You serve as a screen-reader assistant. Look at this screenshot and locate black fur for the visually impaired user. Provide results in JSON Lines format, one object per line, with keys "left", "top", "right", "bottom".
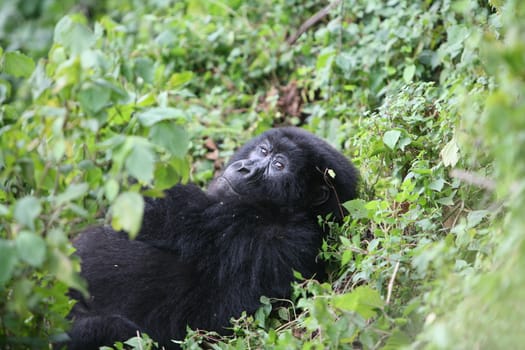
{"left": 66, "top": 127, "right": 358, "bottom": 349}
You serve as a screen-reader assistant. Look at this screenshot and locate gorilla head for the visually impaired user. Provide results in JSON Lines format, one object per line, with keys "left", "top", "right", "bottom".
{"left": 208, "top": 127, "right": 358, "bottom": 221}
{"left": 65, "top": 127, "right": 358, "bottom": 350}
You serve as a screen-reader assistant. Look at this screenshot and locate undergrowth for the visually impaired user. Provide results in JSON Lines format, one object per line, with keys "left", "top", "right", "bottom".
{"left": 1, "top": 0, "right": 524, "bottom": 348}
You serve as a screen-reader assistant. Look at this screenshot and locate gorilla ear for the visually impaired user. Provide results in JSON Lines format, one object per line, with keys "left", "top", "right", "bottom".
{"left": 312, "top": 185, "right": 330, "bottom": 206}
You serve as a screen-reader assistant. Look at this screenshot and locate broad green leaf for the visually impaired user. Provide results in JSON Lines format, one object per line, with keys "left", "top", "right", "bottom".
{"left": 14, "top": 196, "right": 42, "bottom": 230}
{"left": 29, "top": 60, "right": 52, "bottom": 99}
{"left": 168, "top": 71, "right": 194, "bottom": 89}
{"left": 78, "top": 83, "right": 111, "bottom": 114}
{"left": 187, "top": 0, "right": 229, "bottom": 16}
{"left": 149, "top": 122, "right": 189, "bottom": 158}
{"left": 444, "top": 25, "right": 469, "bottom": 59}
{"left": 398, "top": 136, "right": 412, "bottom": 151}
{"left": 55, "top": 183, "right": 89, "bottom": 205}
{"left": 46, "top": 228, "right": 68, "bottom": 247}
{"left": 2, "top": 51, "right": 35, "bottom": 78}
{"left": 403, "top": 64, "right": 416, "bottom": 83}
{"left": 154, "top": 162, "right": 184, "bottom": 190}
{"left": 137, "top": 93, "right": 156, "bottom": 107}
{"left": 341, "top": 250, "right": 353, "bottom": 267}
{"left": 49, "top": 249, "right": 87, "bottom": 294}
{"left": 382, "top": 331, "right": 411, "bottom": 350}
{"left": 343, "top": 199, "right": 368, "bottom": 219}
{"left": 332, "top": 286, "right": 384, "bottom": 319}
{"left": 0, "top": 240, "right": 18, "bottom": 286}
{"left": 429, "top": 178, "right": 445, "bottom": 192}
{"left": 111, "top": 192, "right": 144, "bottom": 238}
{"left": 54, "top": 16, "right": 96, "bottom": 54}
{"left": 316, "top": 48, "right": 335, "bottom": 71}
{"left": 136, "top": 107, "right": 188, "bottom": 127}
{"left": 383, "top": 130, "right": 402, "bottom": 150}
{"left": 467, "top": 210, "right": 489, "bottom": 228}
{"left": 104, "top": 179, "right": 120, "bottom": 201}
{"left": 52, "top": 139, "right": 66, "bottom": 161}
{"left": 15, "top": 231, "right": 47, "bottom": 267}
{"left": 134, "top": 57, "right": 155, "bottom": 84}
{"left": 125, "top": 143, "right": 155, "bottom": 183}
{"left": 440, "top": 139, "right": 460, "bottom": 167}
{"left": 335, "top": 53, "right": 354, "bottom": 73}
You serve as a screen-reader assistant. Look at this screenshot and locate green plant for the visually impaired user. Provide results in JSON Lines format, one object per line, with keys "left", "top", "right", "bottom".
{"left": 0, "top": 0, "right": 523, "bottom": 348}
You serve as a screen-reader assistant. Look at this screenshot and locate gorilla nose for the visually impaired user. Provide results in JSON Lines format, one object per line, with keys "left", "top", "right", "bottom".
{"left": 231, "top": 160, "right": 255, "bottom": 176}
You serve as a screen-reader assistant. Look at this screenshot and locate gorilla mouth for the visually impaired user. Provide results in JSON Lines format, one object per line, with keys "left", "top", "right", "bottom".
{"left": 214, "top": 176, "right": 241, "bottom": 196}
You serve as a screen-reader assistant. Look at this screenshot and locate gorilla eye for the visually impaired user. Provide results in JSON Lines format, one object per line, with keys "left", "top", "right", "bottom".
{"left": 273, "top": 160, "right": 285, "bottom": 171}
{"left": 259, "top": 146, "right": 269, "bottom": 156}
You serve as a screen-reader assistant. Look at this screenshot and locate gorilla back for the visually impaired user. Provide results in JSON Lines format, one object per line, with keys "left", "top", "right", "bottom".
{"left": 66, "top": 127, "right": 358, "bottom": 349}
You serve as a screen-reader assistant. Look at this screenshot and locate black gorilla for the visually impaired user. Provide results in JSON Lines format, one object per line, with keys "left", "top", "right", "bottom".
{"left": 66, "top": 127, "right": 358, "bottom": 349}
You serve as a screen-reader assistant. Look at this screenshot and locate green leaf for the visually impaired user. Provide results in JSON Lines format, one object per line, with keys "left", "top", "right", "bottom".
{"left": 440, "top": 139, "right": 460, "bottom": 167}
{"left": 111, "top": 192, "right": 144, "bottom": 238}
{"left": 316, "top": 48, "right": 335, "bottom": 71}
{"left": 54, "top": 16, "right": 96, "bottom": 54}
{"left": 467, "top": 210, "right": 489, "bottom": 228}
{"left": 134, "top": 57, "right": 155, "bottom": 84}
{"left": 2, "top": 51, "right": 35, "bottom": 78}
{"left": 403, "top": 64, "right": 416, "bottom": 83}
{"left": 149, "top": 122, "right": 189, "bottom": 158}
{"left": 78, "top": 83, "right": 111, "bottom": 114}
{"left": 125, "top": 142, "right": 155, "bottom": 183}
{"left": 14, "top": 196, "right": 42, "bottom": 230}
{"left": 155, "top": 166, "right": 179, "bottom": 190}
{"left": 341, "top": 249, "right": 353, "bottom": 267}
{"left": 343, "top": 199, "right": 368, "bottom": 219}
{"left": 136, "top": 107, "right": 188, "bottom": 127}
{"left": 0, "top": 240, "right": 18, "bottom": 286}
{"left": 104, "top": 179, "right": 120, "bottom": 201}
{"left": 29, "top": 61, "right": 52, "bottom": 100}
{"left": 168, "top": 71, "right": 194, "bottom": 89}
{"left": 429, "top": 178, "right": 445, "bottom": 192}
{"left": 382, "top": 331, "right": 411, "bottom": 350}
{"left": 383, "top": 130, "right": 402, "bottom": 150}
{"left": 15, "top": 231, "right": 47, "bottom": 267}
{"left": 49, "top": 249, "right": 87, "bottom": 294}
{"left": 332, "top": 286, "right": 384, "bottom": 319}
{"left": 55, "top": 183, "right": 89, "bottom": 205}
{"left": 335, "top": 53, "right": 354, "bottom": 74}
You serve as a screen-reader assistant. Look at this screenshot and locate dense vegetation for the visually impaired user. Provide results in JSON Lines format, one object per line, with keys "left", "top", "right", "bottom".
{"left": 0, "top": 0, "right": 524, "bottom": 348}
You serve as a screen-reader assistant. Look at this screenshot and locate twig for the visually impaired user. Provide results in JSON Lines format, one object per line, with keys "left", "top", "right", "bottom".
{"left": 136, "top": 330, "right": 143, "bottom": 350}
{"left": 450, "top": 169, "right": 496, "bottom": 191}
{"left": 287, "top": 0, "right": 342, "bottom": 45}
{"left": 386, "top": 261, "right": 400, "bottom": 305}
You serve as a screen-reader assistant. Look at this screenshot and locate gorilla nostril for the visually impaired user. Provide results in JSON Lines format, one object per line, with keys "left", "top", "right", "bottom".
{"left": 238, "top": 167, "right": 251, "bottom": 175}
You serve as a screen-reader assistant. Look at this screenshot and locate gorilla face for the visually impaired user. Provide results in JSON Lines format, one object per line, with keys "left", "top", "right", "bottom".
{"left": 208, "top": 127, "right": 358, "bottom": 220}
{"left": 208, "top": 137, "right": 299, "bottom": 204}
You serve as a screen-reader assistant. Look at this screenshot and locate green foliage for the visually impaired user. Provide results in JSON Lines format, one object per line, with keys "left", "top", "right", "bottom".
{"left": 0, "top": 0, "right": 524, "bottom": 349}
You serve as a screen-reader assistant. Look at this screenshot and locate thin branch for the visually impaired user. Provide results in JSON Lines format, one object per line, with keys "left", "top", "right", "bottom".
{"left": 450, "top": 169, "right": 496, "bottom": 191}
{"left": 136, "top": 330, "right": 143, "bottom": 350}
{"left": 386, "top": 261, "right": 400, "bottom": 305}
{"left": 287, "top": 0, "right": 342, "bottom": 45}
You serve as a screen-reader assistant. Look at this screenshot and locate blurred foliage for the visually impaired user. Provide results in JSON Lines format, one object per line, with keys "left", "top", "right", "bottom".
{"left": 0, "top": 0, "right": 524, "bottom": 349}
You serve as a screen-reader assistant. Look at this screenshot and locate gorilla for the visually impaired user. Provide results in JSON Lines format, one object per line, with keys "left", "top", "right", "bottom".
{"left": 66, "top": 127, "right": 358, "bottom": 349}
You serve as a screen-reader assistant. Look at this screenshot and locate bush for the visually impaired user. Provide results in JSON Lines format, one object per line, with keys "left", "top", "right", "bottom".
{"left": 0, "top": 0, "right": 523, "bottom": 348}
